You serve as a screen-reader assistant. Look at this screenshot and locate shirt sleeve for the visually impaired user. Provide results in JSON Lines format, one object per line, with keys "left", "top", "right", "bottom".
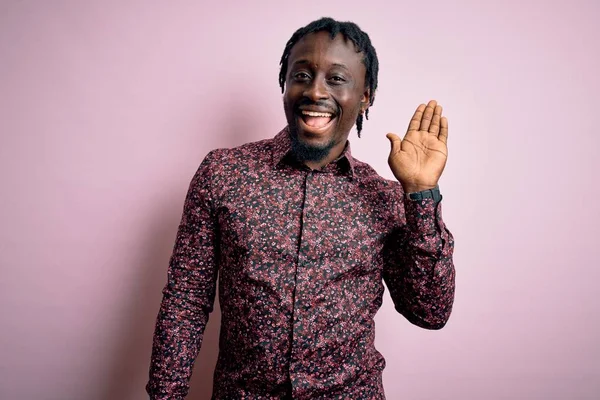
{"left": 146, "top": 150, "right": 220, "bottom": 399}
{"left": 382, "top": 192, "right": 456, "bottom": 330}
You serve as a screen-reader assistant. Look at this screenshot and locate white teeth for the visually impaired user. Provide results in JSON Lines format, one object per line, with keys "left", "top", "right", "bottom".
{"left": 301, "top": 110, "right": 333, "bottom": 118}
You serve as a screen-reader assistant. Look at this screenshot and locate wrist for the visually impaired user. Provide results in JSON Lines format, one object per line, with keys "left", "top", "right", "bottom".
{"left": 406, "top": 185, "right": 442, "bottom": 203}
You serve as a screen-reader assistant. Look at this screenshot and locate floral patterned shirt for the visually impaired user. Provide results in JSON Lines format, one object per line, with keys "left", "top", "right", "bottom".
{"left": 146, "top": 127, "right": 455, "bottom": 399}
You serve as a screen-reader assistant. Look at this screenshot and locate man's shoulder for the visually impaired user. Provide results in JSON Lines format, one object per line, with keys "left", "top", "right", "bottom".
{"left": 352, "top": 157, "right": 402, "bottom": 191}
{"left": 202, "top": 135, "right": 277, "bottom": 169}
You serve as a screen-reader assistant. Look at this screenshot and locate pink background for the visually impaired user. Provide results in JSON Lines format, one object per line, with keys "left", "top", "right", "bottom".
{"left": 1, "top": 1, "right": 598, "bottom": 399}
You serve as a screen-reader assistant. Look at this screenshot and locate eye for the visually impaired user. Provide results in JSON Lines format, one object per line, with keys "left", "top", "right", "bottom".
{"left": 293, "top": 72, "right": 311, "bottom": 81}
{"left": 329, "top": 75, "right": 346, "bottom": 84}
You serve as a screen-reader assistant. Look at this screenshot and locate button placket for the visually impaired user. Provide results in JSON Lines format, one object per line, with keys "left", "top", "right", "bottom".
{"left": 290, "top": 170, "right": 317, "bottom": 386}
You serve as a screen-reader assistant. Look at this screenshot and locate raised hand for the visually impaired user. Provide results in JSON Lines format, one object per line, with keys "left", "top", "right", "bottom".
{"left": 386, "top": 100, "right": 448, "bottom": 193}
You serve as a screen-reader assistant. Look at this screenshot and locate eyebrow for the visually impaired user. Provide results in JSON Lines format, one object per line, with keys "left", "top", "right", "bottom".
{"left": 291, "top": 59, "right": 350, "bottom": 71}
{"left": 332, "top": 63, "right": 350, "bottom": 71}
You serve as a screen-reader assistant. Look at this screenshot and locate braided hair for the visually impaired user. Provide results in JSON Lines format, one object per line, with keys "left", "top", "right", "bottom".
{"left": 279, "top": 17, "right": 379, "bottom": 138}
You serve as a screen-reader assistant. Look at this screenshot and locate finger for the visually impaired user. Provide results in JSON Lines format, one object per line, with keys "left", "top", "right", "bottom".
{"left": 407, "top": 104, "right": 426, "bottom": 132}
{"left": 386, "top": 133, "right": 402, "bottom": 155}
{"left": 419, "top": 100, "right": 437, "bottom": 131}
{"left": 439, "top": 116, "right": 449, "bottom": 144}
{"left": 429, "top": 105, "right": 442, "bottom": 135}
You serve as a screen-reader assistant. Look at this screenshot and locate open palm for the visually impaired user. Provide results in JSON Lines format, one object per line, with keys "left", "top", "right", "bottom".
{"left": 386, "top": 100, "right": 449, "bottom": 192}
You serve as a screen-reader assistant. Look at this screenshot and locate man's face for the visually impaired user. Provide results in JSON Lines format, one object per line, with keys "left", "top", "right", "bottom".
{"left": 283, "top": 31, "right": 370, "bottom": 161}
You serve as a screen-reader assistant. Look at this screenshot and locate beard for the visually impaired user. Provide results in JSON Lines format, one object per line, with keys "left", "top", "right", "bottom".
{"left": 288, "top": 124, "right": 337, "bottom": 163}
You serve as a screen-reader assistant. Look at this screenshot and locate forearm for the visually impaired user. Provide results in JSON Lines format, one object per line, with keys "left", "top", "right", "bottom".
{"left": 146, "top": 282, "right": 212, "bottom": 399}
{"left": 384, "top": 196, "right": 456, "bottom": 329}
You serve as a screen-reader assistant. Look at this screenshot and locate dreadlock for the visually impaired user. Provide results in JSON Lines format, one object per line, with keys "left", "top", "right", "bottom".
{"left": 278, "top": 17, "right": 379, "bottom": 138}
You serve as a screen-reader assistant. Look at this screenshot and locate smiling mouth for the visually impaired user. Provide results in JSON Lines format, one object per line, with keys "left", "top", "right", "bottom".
{"left": 298, "top": 110, "right": 336, "bottom": 131}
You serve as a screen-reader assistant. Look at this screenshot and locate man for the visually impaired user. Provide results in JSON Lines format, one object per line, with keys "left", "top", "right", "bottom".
{"left": 146, "top": 17, "right": 455, "bottom": 400}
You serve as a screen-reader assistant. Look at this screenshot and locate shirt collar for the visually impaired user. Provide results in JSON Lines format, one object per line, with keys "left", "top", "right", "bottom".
{"left": 271, "top": 126, "right": 356, "bottom": 177}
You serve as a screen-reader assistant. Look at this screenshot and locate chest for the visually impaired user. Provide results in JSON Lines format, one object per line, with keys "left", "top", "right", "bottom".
{"left": 214, "top": 169, "right": 393, "bottom": 262}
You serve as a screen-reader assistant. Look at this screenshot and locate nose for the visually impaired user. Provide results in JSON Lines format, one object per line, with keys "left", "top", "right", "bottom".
{"left": 303, "top": 76, "right": 329, "bottom": 102}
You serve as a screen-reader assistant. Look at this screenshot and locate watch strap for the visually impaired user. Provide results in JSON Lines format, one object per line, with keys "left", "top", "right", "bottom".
{"left": 407, "top": 185, "right": 442, "bottom": 202}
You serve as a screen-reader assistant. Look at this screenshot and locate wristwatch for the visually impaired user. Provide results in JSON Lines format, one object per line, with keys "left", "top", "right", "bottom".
{"left": 407, "top": 185, "right": 442, "bottom": 202}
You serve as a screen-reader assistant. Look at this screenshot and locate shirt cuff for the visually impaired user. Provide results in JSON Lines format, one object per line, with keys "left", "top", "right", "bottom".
{"left": 403, "top": 196, "right": 442, "bottom": 235}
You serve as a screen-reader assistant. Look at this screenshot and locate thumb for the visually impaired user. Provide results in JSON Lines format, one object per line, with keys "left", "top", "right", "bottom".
{"left": 386, "top": 133, "right": 402, "bottom": 155}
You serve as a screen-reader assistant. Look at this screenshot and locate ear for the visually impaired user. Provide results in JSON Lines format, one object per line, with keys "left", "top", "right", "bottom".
{"left": 360, "top": 86, "right": 371, "bottom": 114}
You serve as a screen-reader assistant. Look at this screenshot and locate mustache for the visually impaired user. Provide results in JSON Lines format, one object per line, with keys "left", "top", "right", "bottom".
{"left": 295, "top": 100, "right": 337, "bottom": 115}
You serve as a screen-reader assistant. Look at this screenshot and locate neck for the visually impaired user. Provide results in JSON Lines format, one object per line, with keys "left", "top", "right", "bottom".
{"left": 303, "top": 140, "right": 347, "bottom": 170}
